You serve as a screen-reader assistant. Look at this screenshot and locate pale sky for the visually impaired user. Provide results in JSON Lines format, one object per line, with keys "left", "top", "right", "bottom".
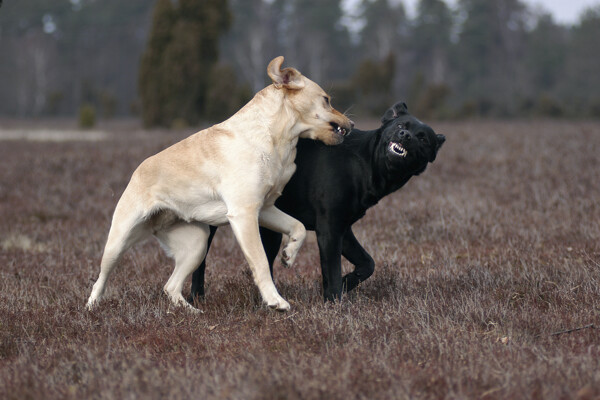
{"left": 401, "top": 0, "right": 600, "bottom": 25}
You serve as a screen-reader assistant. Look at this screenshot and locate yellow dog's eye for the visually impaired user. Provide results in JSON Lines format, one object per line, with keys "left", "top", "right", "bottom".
{"left": 323, "top": 96, "right": 331, "bottom": 107}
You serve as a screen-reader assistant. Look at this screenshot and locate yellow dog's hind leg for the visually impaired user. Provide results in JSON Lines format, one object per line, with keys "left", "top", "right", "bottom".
{"left": 155, "top": 221, "right": 210, "bottom": 312}
{"left": 87, "top": 201, "right": 151, "bottom": 309}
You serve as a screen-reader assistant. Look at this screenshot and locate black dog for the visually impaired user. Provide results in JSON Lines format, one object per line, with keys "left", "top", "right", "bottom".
{"left": 191, "top": 102, "right": 445, "bottom": 301}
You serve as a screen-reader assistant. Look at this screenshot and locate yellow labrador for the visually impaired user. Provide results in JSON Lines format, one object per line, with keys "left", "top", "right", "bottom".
{"left": 87, "top": 56, "right": 353, "bottom": 312}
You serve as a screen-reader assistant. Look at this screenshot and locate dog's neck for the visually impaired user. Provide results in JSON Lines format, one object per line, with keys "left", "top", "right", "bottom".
{"left": 223, "top": 86, "right": 306, "bottom": 146}
{"left": 348, "top": 127, "right": 416, "bottom": 207}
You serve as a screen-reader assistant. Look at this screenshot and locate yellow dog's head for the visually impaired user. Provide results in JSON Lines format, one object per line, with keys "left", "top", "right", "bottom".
{"left": 267, "top": 56, "right": 353, "bottom": 145}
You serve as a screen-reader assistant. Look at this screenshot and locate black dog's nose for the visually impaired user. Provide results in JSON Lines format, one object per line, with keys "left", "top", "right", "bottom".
{"left": 400, "top": 130, "right": 411, "bottom": 140}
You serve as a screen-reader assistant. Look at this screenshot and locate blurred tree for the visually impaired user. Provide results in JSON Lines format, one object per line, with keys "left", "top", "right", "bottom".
{"left": 205, "top": 63, "right": 252, "bottom": 122}
{"left": 78, "top": 104, "right": 96, "bottom": 129}
{"left": 562, "top": 6, "right": 600, "bottom": 116}
{"left": 524, "top": 13, "right": 567, "bottom": 116}
{"left": 139, "top": 0, "right": 175, "bottom": 127}
{"left": 282, "top": 0, "right": 354, "bottom": 83}
{"left": 138, "top": 0, "right": 231, "bottom": 127}
{"left": 359, "top": 0, "right": 406, "bottom": 60}
{"left": 409, "top": 0, "right": 453, "bottom": 117}
{"left": 526, "top": 13, "right": 567, "bottom": 92}
{"left": 220, "top": 0, "right": 280, "bottom": 93}
{"left": 2, "top": 0, "right": 600, "bottom": 119}
{"left": 0, "top": 0, "right": 153, "bottom": 117}
{"left": 0, "top": 0, "right": 63, "bottom": 116}
{"left": 412, "top": 0, "right": 453, "bottom": 85}
{"left": 358, "top": 0, "right": 409, "bottom": 98}
{"left": 453, "top": 0, "right": 529, "bottom": 115}
{"left": 352, "top": 53, "right": 395, "bottom": 116}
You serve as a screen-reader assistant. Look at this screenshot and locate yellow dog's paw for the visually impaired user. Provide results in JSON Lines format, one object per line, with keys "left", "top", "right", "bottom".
{"left": 266, "top": 296, "right": 291, "bottom": 312}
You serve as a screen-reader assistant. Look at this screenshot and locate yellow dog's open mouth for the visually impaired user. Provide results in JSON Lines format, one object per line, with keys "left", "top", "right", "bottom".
{"left": 389, "top": 142, "right": 407, "bottom": 157}
{"left": 330, "top": 122, "right": 349, "bottom": 137}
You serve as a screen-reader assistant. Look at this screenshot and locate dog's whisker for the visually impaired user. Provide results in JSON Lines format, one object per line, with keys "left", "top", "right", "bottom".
{"left": 343, "top": 105, "right": 355, "bottom": 118}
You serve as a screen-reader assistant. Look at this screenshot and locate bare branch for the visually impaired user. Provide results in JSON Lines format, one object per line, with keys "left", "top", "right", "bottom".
{"left": 550, "top": 324, "right": 595, "bottom": 337}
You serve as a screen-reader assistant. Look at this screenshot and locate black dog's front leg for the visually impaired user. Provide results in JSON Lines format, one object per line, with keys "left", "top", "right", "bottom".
{"left": 259, "top": 226, "right": 283, "bottom": 277}
{"left": 189, "top": 225, "right": 218, "bottom": 302}
{"left": 341, "top": 228, "right": 375, "bottom": 293}
{"left": 315, "top": 225, "right": 344, "bottom": 301}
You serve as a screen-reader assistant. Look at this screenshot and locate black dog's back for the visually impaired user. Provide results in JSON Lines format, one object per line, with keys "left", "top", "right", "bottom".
{"left": 191, "top": 102, "right": 444, "bottom": 302}
{"left": 275, "top": 133, "right": 379, "bottom": 231}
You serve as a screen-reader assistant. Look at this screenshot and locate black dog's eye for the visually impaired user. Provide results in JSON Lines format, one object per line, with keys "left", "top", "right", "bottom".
{"left": 416, "top": 132, "right": 428, "bottom": 142}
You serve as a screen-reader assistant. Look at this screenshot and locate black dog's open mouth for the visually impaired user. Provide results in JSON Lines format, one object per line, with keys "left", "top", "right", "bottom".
{"left": 388, "top": 142, "right": 407, "bottom": 158}
{"left": 330, "top": 122, "right": 348, "bottom": 137}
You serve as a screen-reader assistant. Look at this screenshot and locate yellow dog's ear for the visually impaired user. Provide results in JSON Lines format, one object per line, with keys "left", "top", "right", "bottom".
{"left": 267, "top": 56, "right": 305, "bottom": 90}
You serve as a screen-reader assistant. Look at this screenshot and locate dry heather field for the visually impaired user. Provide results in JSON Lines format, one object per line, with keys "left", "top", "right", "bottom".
{"left": 0, "top": 119, "right": 599, "bottom": 399}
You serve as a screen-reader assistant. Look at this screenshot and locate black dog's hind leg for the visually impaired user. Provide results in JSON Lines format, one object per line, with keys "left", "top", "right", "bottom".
{"left": 259, "top": 227, "right": 283, "bottom": 277}
{"left": 315, "top": 224, "right": 345, "bottom": 301}
{"left": 341, "top": 228, "right": 375, "bottom": 293}
{"left": 189, "top": 225, "right": 218, "bottom": 303}
{"left": 189, "top": 227, "right": 282, "bottom": 305}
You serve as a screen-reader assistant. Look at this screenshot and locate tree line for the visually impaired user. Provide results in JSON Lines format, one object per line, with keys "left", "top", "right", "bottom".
{"left": 1, "top": 0, "right": 599, "bottom": 124}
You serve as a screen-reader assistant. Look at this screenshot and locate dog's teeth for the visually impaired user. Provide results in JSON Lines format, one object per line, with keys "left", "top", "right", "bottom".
{"left": 390, "top": 142, "right": 407, "bottom": 157}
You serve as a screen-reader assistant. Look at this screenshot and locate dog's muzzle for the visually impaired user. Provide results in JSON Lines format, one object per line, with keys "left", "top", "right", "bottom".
{"left": 330, "top": 122, "right": 349, "bottom": 137}
{"left": 388, "top": 142, "right": 408, "bottom": 158}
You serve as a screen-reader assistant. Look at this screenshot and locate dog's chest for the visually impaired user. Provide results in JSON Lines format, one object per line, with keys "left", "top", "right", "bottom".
{"left": 261, "top": 146, "right": 297, "bottom": 202}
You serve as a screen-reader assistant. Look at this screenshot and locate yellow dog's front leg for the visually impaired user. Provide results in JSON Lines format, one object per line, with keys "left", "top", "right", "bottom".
{"left": 259, "top": 205, "right": 306, "bottom": 268}
{"left": 227, "top": 205, "right": 291, "bottom": 311}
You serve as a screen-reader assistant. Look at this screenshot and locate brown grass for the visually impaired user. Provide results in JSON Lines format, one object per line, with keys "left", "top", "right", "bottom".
{"left": 0, "top": 120, "right": 599, "bottom": 399}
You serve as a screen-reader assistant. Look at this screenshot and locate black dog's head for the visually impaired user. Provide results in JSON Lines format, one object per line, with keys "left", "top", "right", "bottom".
{"left": 379, "top": 102, "right": 445, "bottom": 176}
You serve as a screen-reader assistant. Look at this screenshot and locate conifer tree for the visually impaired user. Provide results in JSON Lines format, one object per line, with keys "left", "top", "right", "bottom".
{"left": 139, "top": 0, "right": 231, "bottom": 127}
{"left": 139, "top": 0, "right": 176, "bottom": 127}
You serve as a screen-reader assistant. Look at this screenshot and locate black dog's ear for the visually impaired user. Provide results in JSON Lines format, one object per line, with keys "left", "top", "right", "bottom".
{"left": 429, "top": 134, "right": 446, "bottom": 162}
{"left": 381, "top": 102, "right": 409, "bottom": 124}
{"left": 436, "top": 134, "right": 446, "bottom": 150}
